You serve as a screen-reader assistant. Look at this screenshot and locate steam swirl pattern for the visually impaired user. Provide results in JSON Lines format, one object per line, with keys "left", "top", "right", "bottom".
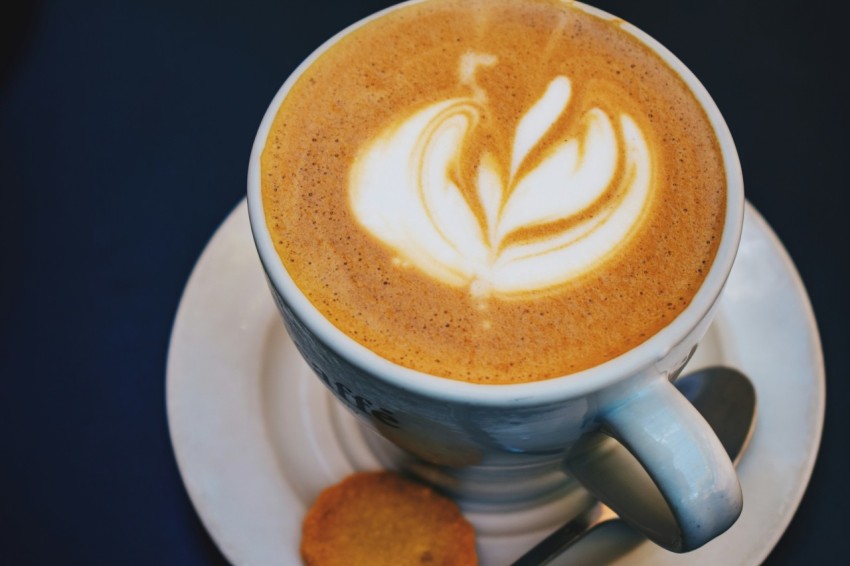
{"left": 349, "top": 54, "right": 653, "bottom": 298}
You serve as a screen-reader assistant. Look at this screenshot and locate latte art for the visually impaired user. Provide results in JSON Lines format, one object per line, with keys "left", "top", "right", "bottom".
{"left": 260, "top": 0, "right": 727, "bottom": 383}
{"left": 350, "top": 54, "right": 653, "bottom": 298}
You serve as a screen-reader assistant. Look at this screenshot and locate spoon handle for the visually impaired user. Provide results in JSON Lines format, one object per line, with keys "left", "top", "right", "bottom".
{"left": 511, "top": 503, "right": 618, "bottom": 566}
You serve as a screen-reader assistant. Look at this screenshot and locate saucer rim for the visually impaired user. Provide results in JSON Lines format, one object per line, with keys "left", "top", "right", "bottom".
{"left": 166, "top": 199, "right": 825, "bottom": 565}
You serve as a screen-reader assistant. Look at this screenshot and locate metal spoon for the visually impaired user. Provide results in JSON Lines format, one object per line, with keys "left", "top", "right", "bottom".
{"left": 512, "top": 366, "right": 757, "bottom": 566}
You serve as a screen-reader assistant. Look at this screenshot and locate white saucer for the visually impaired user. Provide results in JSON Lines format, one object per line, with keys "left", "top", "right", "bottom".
{"left": 167, "top": 200, "right": 824, "bottom": 566}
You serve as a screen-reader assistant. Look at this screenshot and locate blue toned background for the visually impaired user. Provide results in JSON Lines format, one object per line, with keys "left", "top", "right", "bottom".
{"left": 1, "top": 0, "right": 846, "bottom": 563}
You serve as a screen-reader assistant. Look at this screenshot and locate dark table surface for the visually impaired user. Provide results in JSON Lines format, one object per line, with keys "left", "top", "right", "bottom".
{"left": 2, "top": 0, "right": 847, "bottom": 564}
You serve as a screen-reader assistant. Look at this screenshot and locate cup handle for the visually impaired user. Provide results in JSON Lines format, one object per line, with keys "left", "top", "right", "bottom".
{"left": 564, "top": 377, "right": 743, "bottom": 552}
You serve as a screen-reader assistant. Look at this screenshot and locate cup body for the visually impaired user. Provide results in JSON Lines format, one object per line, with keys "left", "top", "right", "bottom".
{"left": 247, "top": 0, "right": 745, "bottom": 551}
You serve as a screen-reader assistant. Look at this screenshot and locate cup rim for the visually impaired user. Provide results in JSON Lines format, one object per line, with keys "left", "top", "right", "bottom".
{"left": 246, "top": 0, "right": 745, "bottom": 406}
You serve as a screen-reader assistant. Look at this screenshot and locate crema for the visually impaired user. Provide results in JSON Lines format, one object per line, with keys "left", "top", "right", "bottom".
{"left": 261, "top": 0, "right": 726, "bottom": 384}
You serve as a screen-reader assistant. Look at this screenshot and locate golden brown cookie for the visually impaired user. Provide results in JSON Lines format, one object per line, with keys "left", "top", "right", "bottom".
{"left": 300, "top": 471, "right": 477, "bottom": 565}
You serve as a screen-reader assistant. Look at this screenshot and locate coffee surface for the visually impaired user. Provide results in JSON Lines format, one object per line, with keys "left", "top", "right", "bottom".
{"left": 261, "top": 0, "right": 726, "bottom": 384}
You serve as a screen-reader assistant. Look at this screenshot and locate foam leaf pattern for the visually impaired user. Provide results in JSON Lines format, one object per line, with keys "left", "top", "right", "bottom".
{"left": 349, "top": 99, "right": 489, "bottom": 286}
{"left": 510, "top": 76, "right": 572, "bottom": 179}
{"left": 349, "top": 55, "right": 653, "bottom": 298}
{"left": 492, "top": 115, "right": 651, "bottom": 293}
{"left": 497, "top": 108, "right": 618, "bottom": 243}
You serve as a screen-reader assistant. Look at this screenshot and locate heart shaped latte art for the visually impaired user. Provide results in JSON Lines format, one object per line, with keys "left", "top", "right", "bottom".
{"left": 349, "top": 52, "right": 653, "bottom": 299}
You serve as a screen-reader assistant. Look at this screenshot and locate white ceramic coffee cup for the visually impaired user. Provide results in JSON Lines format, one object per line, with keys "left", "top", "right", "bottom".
{"left": 247, "top": 0, "right": 745, "bottom": 553}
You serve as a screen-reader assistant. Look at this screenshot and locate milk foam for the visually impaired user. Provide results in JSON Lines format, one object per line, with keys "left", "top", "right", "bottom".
{"left": 349, "top": 52, "right": 653, "bottom": 298}
{"left": 265, "top": 0, "right": 727, "bottom": 382}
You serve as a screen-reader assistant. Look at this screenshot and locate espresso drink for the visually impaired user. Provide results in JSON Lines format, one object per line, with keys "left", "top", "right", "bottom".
{"left": 261, "top": 0, "right": 726, "bottom": 384}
